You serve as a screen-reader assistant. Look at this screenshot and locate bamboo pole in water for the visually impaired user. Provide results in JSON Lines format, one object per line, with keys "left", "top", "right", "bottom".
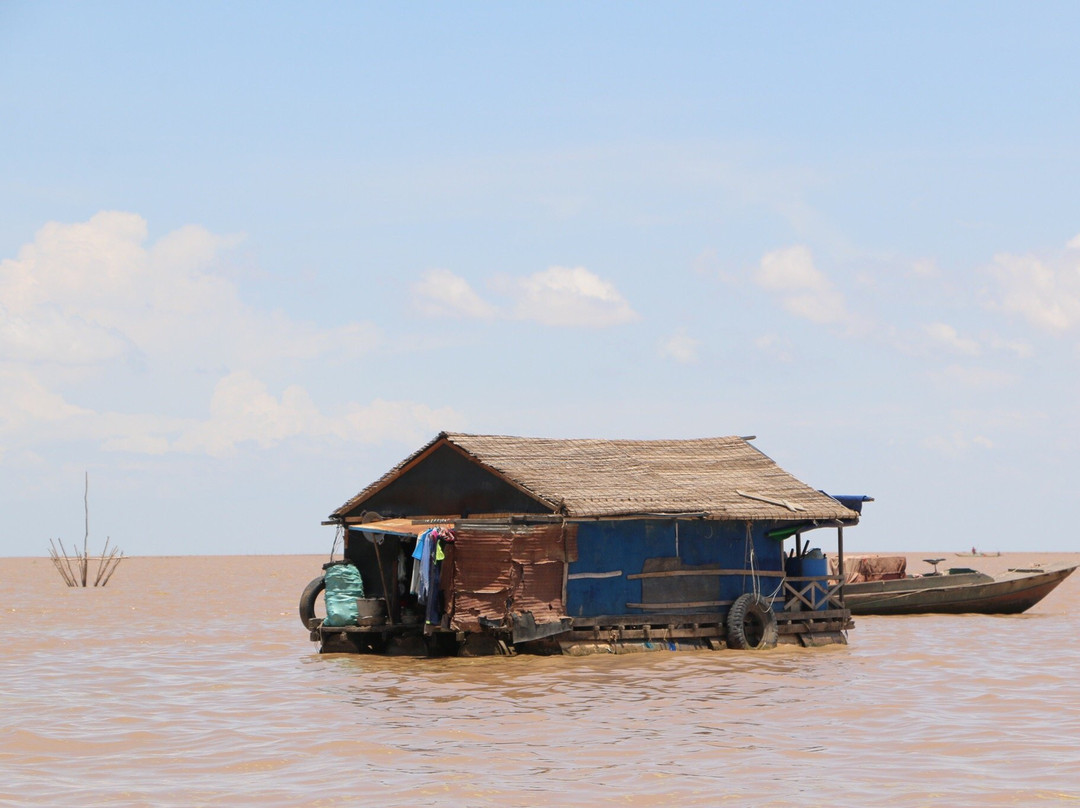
{"left": 99, "top": 550, "right": 124, "bottom": 587}
{"left": 81, "top": 472, "right": 89, "bottom": 588}
{"left": 48, "top": 539, "right": 78, "bottom": 587}
{"left": 46, "top": 474, "right": 125, "bottom": 587}
{"left": 56, "top": 537, "right": 81, "bottom": 587}
{"left": 93, "top": 539, "right": 118, "bottom": 587}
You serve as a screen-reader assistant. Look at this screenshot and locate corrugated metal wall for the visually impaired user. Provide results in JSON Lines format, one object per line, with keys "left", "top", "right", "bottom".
{"left": 449, "top": 522, "right": 575, "bottom": 632}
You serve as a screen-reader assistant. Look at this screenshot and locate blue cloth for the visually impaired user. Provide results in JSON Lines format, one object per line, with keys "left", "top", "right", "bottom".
{"left": 417, "top": 529, "right": 434, "bottom": 601}
{"left": 425, "top": 556, "right": 442, "bottom": 625}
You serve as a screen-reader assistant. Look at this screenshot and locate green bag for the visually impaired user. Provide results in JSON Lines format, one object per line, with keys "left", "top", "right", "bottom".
{"left": 323, "top": 562, "right": 365, "bottom": 626}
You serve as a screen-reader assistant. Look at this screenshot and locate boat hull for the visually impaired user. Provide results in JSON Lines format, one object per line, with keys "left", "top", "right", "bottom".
{"left": 844, "top": 564, "right": 1077, "bottom": 616}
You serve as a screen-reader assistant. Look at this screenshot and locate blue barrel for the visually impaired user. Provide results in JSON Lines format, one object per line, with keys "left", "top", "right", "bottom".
{"left": 801, "top": 555, "right": 829, "bottom": 609}
{"left": 785, "top": 552, "right": 830, "bottom": 609}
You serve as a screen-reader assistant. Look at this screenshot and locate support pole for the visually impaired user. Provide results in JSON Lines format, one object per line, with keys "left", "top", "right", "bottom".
{"left": 371, "top": 537, "right": 395, "bottom": 626}
{"left": 837, "top": 524, "right": 845, "bottom": 604}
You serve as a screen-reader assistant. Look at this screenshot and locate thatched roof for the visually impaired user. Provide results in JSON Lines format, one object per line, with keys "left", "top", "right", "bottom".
{"left": 332, "top": 432, "right": 858, "bottom": 522}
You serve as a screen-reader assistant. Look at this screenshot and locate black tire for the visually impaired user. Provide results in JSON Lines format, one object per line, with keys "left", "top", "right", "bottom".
{"left": 726, "top": 593, "right": 779, "bottom": 650}
{"left": 299, "top": 574, "right": 326, "bottom": 629}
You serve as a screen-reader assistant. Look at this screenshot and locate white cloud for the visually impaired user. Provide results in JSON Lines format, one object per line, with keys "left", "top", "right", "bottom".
{"left": 0, "top": 366, "right": 462, "bottom": 458}
{"left": 1067, "top": 233, "right": 1080, "bottom": 250}
{"left": 911, "top": 258, "right": 938, "bottom": 277}
{"left": 172, "top": 371, "right": 322, "bottom": 456}
{"left": 922, "top": 432, "right": 995, "bottom": 456}
{"left": 692, "top": 248, "right": 719, "bottom": 275}
{"left": 988, "top": 337, "right": 1033, "bottom": 358}
{"left": 923, "top": 323, "right": 981, "bottom": 356}
{"left": 335, "top": 398, "right": 465, "bottom": 446}
{"left": 694, "top": 247, "right": 740, "bottom": 285}
{"left": 0, "top": 364, "right": 188, "bottom": 453}
{"left": 0, "top": 366, "right": 90, "bottom": 434}
{"left": 0, "top": 213, "right": 459, "bottom": 459}
{"left": 658, "top": 329, "right": 699, "bottom": 364}
{"left": 754, "top": 246, "right": 847, "bottom": 325}
{"left": 0, "top": 211, "right": 379, "bottom": 369}
{"left": 410, "top": 264, "right": 637, "bottom": 328}
{"left": 932, "top": 364, "right": 1015, "bottom": 388}
{"left": 411, "top": 268, "right": 496, "bottom": 319}
{"left": 985, "top": 248, "right": 1080, "bottom": 332}
{"left": 172, "top": 372, "right": 462, "bottom": 457}
{"left": 101, "top": 433, "right": 171, "bottom": 455}
{"left": 0, "top": 306, "right": 131, "bottom": 364}
{"left": 755, "top": 333, "right": 793, "bottom": 362}
{"left": 508, "top": 266, "right": 638, "bottom": 327}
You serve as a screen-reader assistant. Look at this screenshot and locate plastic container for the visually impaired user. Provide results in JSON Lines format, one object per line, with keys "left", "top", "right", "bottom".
{"left": 785, "top": 550, "right": 829, "bottom": 610}
{"left": 356, "top": 598, "right": 387, "bottom": 626}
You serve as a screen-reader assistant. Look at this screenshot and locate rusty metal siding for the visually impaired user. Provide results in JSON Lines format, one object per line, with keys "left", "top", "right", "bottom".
{"left": 449, "top": 522, "right": 573, "bottom": 632}
{"left": 514, "top": 560, "right": 565, "bottom": 617}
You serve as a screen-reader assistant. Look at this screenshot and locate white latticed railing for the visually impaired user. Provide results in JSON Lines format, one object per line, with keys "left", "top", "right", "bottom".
{"left": 781, "top": 574, "right": 844, "bottom": 611}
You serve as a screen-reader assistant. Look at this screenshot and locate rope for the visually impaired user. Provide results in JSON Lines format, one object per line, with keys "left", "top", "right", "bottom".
{"left": 763, "top": 577, "right": 784, "bottom": 606}
{"left": 329, "top": 523, "right": 344, "bottom": 562}
{"left": 745, "top": 521, "right": 760, "bottom": 598}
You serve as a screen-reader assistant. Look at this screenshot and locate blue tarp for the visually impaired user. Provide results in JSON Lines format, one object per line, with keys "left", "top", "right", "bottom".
{"left": 323, "top": 562, "right": 365, "bottom": 627}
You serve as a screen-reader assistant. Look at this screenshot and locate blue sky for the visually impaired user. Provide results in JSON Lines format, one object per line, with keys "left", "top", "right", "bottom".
{"left": 3, "top": 2, "right": 1080, "bottom": 556}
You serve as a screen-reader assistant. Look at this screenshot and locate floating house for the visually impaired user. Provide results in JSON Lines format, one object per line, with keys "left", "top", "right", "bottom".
{"left": 300, "top": 432, "right": 870, "bottom": 655}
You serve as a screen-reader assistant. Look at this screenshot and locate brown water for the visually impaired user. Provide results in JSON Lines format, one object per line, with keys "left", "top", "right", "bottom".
{"left": 3, "top": 553, "right": 1079, "bottom": 807}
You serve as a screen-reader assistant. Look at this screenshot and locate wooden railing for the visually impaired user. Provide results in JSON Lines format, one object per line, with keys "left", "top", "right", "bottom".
{"left": 781, "top": 574, "right": 844, "bottom": 611}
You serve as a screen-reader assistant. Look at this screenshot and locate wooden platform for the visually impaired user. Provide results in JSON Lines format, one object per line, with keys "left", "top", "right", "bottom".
{"left": 311, "top": 606, "right": 853, "bottom": 655}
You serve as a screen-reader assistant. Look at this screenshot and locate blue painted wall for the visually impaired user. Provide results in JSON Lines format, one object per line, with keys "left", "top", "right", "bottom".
{"left": 565, "top": 519, "right": 784, "bottom": 617}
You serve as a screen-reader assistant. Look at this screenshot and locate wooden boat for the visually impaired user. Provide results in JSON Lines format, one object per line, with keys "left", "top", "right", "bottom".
{"left": 843, "top": 562, "right": 1077, "bottom": 616}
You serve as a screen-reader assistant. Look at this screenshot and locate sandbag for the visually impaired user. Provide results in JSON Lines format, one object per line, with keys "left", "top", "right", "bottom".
{"left": 323, "top": 562, "right": 365, "bottom": 626}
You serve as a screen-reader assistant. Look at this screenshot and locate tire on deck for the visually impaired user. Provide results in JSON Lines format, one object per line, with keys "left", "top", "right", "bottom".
{"left": 726, "top": 593, "right": 779, "bottom": 650}
{"left": 299, "top": 574, "right": 326, "bottom": 629}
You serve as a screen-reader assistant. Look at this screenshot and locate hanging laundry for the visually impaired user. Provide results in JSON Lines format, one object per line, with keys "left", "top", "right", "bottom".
{"left": 425, "top": 554, "right": 441, "bottom": 625}
{"left": 416, "top": 528, "right": 435, "bottom": 602}
{"left": 424, "top": 527, "right": 456, "bottom": 625}
{"left": 409, "top": 531, "right": 426, "bottom": 596}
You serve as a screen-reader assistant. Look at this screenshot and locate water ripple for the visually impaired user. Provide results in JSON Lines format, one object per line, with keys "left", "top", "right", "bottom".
{"left": 2, "top": 555, "right": 1079, "bottom": 807}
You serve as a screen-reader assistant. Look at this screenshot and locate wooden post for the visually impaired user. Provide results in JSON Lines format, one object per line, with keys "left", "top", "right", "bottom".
{"left": 837, "top": 524, "right": 845, "bottom": 604}
{"left": 389, "top": 544, "right": 401, "bottom": 625}
{"left": 371, "top": 537, "right": 395, "bottom": 626}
